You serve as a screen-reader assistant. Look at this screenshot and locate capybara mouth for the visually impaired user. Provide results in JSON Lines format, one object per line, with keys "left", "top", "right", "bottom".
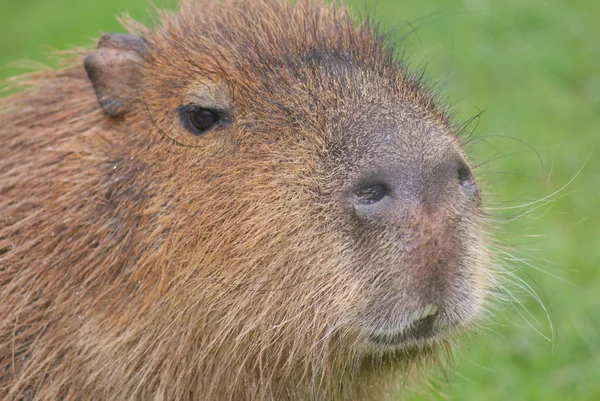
{"left": 367, "top": 304, "right": 443, "bottom": 347}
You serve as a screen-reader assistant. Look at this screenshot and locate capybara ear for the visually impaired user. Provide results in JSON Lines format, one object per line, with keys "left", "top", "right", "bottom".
{"left": 84, "top": 33, "right": 148, "bottom": 117}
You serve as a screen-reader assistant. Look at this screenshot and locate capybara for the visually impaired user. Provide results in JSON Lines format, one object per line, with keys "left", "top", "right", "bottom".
{"left": 0, "top": 0, "right": 493, "bottom": 399}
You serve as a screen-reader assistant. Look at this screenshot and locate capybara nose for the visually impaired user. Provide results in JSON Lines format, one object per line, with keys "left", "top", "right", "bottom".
{"left": 349, "top": 158, "right": 476, "bottom": 221}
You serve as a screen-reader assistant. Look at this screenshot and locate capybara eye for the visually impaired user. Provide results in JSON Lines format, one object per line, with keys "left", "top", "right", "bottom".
{"left": 355, "top": 184, "right": 390, "bottom": 205}
{"left": 180, "top": 106, "right": 221, "bottom": 135}
{"left": 189, "top": 108, "right": 219, "bottom": 133}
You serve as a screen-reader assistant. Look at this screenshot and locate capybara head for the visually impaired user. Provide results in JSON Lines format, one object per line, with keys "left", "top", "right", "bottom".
{"left": 0, "top": 0, "right": 492, "bottom": 399}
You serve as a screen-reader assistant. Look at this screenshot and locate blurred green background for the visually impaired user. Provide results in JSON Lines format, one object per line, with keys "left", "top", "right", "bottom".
{"left": 1, "top": 0, "right": 597, "bottom": 400}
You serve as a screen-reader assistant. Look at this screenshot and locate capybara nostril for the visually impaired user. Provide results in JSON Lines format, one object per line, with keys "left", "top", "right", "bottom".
{"left": 355, "top": 184, "right": 390, "bottom": 205}
{"left": 458, "top": 160, "right": 474, "bottom": 186}
{"left": 457, "top": 158, "right": 479, "bottom": 198}
{"left": 351, "top": 182, "right": 393, "bottom": 221}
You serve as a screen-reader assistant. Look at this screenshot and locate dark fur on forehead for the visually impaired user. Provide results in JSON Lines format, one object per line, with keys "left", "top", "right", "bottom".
{"left": 139, "top": 0, "right": 449, "bottom": 126}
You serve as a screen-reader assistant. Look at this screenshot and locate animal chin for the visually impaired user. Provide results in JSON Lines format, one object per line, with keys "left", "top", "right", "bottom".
{"left": 367, "top": 304, "right": 443, "bottom": 347}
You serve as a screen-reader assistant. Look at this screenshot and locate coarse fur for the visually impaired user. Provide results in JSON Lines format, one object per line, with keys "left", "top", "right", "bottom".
{"left": 0, "top": 0, "right": 494, "bottom": 399}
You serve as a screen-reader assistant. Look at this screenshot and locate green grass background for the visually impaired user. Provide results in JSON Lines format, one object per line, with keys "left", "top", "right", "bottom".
{"left": 1, "top": 0, "right": 597, "bottom": 400}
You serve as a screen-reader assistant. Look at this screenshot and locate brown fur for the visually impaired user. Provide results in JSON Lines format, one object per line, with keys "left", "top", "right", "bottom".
{"left": 0, "top": 0, "right": 493, "bottom": 399}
